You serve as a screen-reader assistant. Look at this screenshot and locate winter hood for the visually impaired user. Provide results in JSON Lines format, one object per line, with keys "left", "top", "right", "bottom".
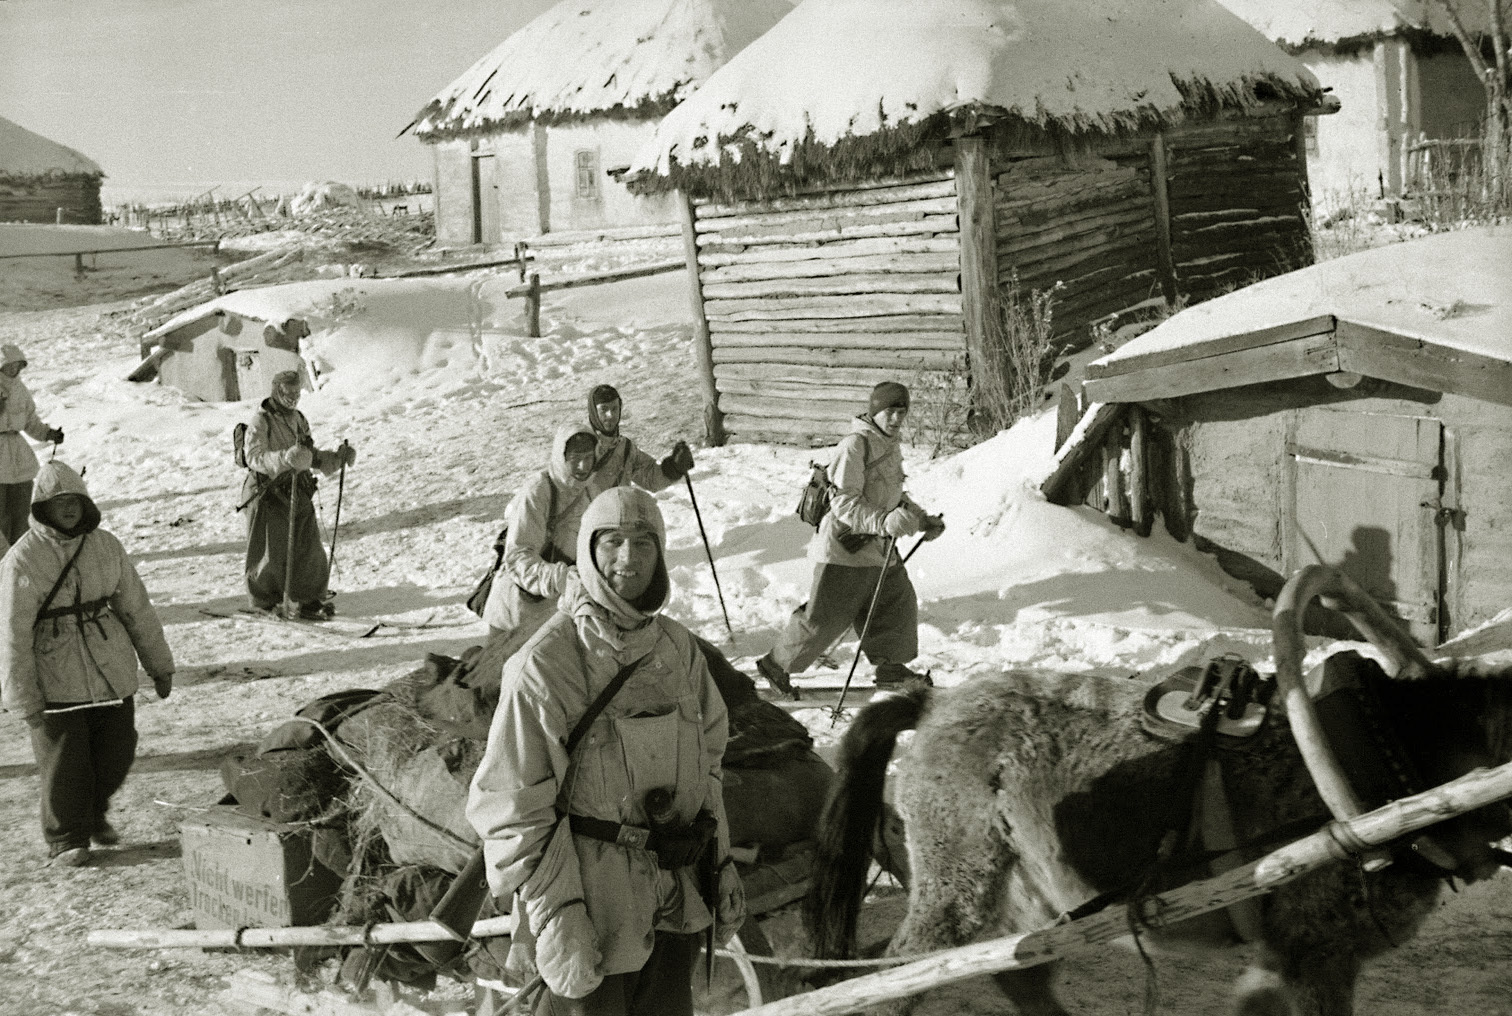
{"left": 851, "top": 412, "right": 899, "bottom": 450}
{"left": 548, "top": 421, "right": 597, "bottom": 489}
{"left": 1, "top": 344, "right": 26, "bottom": 370}
{"left": 30, "top": 460, "right": 101, "bottom": 538}
{"left": 575, "top": 485, "right": 669, "bottom": 626}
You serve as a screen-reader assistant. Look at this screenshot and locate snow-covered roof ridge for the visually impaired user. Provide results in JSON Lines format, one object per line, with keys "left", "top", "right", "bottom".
{"left": 0, "top": 116, "right": 103, "bottom": 179}
{"left": 1094, "top": 226, "right": 1512, "bottom": 370}
{"left": 410, "top": 0, "right": 794, "bottom": 139}
{"left": 1215, "top": 0, "right": 1489, "bottom": 50}
{"left": 627, "top": 0, "right": 1323, "bottom": 197}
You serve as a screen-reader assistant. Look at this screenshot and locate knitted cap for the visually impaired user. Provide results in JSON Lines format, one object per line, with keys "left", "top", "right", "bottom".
{"left": 868, "top": 381, "right": 910, "bottom": 415}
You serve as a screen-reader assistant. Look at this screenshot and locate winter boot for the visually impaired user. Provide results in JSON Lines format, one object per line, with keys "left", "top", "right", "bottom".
{"left": 51, "top": 845, "right": 90, "bottom": 867}
{"left": 874, "top": 663, "right": 932, "bottom": 689}
{"left": 91, "top": 821, "right": 121, "bottom": 847}
{"left": 756, "top": 653, "right": 795, "bottom": 698}
{"left": 298, "top": 600, "right": 335, "bottom": 621}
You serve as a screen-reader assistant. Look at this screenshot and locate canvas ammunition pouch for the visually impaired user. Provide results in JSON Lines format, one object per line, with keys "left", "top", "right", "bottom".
{"left": 567, "top": 808, "right": 717, "bottom": 870}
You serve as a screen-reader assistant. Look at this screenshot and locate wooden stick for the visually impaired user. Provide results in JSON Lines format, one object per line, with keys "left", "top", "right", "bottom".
{"left": 726, "top": 759, "right": 1512, "bottom": 1016}
{"left": 695, "top": 196, "right": 958, "bottom": 236}
{"left": 704, "top": 293, "right": 962, "bottom": 321}
{"left": 701, "top": 272, "right": 960, "bottom": 301}
{"left": 696, "top": 215, "right": 959, "bottom": 250}
{"left": 712, "top": 347, "right": 959, "bottom": 371}
{"left": 692, "top": 170, "right": 953, "bottom": 212}
{"left": 698, "top": 178, "right": 955, "bottom": 218}
{"left": 679, "top": 191, "right": 725, "bottom": 446}
{"left": 502, "top": 259, "right": 682, "bottom": 297}
{"left": 700, "top": 251, "right": 960, "bottom": 283}
{"left": 709, "top": 330, "right": 963, "bottom": 351}
{"left": 709, "top": 314, "right": 963, "bottom": 335}
{"left": 697, "top": 235, "right": 959, "bottom": 269}
{"left": 524, "top": 273, "right": 541, "bottom": 338}
{"left": 954, "top": 135, "right": 1009, "bottom": 427}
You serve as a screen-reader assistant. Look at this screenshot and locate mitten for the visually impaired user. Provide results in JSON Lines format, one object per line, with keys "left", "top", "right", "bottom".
{"left": 713, "top": 859, "right": 746, "bottom": 946}
{"left": 153, "top": 673, "right": 173, "bottom": 699}
{"left": 504, "top": 900, "right": 538, "bottom": 986}
{"left": 835, "top": 525, "right": 871, "bottom": 554}
{"left": 659, "top": 440, "right": 695, "bottom": 481}
{"left": 45, "top": 427, "right": 64, "bottom": 445}
{"left": 882, "top": 506, "right": 920, "bottom": 539}
{"left": 534, "top": 900, "right": 602, "bottom": 999}
{"left": 285, "top": 445, "right": 314, "bottom": 471}
{"left": 338, "top": 443, "right": 357, "bottom": 467}
{"left": 921, "top": 514, "right": 946, "bottom": 541}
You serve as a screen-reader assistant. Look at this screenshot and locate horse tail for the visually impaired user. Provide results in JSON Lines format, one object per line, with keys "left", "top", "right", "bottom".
{"left": 804, "top": 685, "right": 931, "bottom": 959}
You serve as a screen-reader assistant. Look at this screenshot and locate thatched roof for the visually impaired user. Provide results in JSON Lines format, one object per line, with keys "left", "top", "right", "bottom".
{"left": 626, "top": 0, "right": 1324, "bottom": 199}
{"left": 1216, "top": 0, "right": 1490, "bottom": 51}
{"left": 0, "top": 116, "right": 102, "bottom": 180}
{"left": 409, "top": 0, "right": 793, "bottom": 141}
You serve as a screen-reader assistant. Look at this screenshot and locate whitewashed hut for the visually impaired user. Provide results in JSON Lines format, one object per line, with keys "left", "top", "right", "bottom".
{"left": 1043, "top": 226, "right": 1512, "bottom": 645}
{"left": 1217, "top": 0, "right": 1490, "bottom": 200}
{"left": 0, "top": 116, "right": 103, "bottom": 224}
{"left": 407, "top": 0, "right": 792, "bottom": 245}
{"left": 626, "top": 0, "right": 1331, "bottom": 447}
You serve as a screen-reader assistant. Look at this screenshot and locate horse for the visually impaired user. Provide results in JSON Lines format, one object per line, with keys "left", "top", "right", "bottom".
{"left": 804, "top": 568, "right": 1512, "bottom": 1015}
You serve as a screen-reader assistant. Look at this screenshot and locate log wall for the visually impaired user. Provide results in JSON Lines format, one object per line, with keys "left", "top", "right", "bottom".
{"left": 691, "top": 173, "right": 964, "bottom": 446}
{"left": 0, "top": 175, "right": 101, "bottom": 224}
{"left": 992, "top": 155, "right": 1161, "bottom": 350}
{"left": 1161, "top": 115, "right": 1312, "bottom": 303}
{"left": 1047, "top": 380, "right": 1512, "bottom": 643}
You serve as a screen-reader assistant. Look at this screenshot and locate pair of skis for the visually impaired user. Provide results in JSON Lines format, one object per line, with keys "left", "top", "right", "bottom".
{"left": 198, "top": 607, "right": 473, "bottom": 641}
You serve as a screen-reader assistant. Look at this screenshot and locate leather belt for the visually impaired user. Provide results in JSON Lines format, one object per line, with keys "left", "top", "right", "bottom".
{"left": 569, "top": 813, "right": 653, "bottom": 853}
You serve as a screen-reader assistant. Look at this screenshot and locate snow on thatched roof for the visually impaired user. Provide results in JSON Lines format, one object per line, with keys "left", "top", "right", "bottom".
{"left": 0, "top": 116, "right": 102, "bottom": 179}
{"left": 410, "top": 0, "right": 793, "bottom": 140}
{"left": 1097, "top": 226, "right": 1512, "bottom": 370}
{"left": 1215, "top": 0, "right": 1488, "bottom": 50}
{"left": 627, "top": 0, "right": 1323, "bottom": 198}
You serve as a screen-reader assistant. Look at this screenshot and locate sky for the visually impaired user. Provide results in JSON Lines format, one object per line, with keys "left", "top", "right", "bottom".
{"left": 0, "top": 0, "right": 559, "bottom": 203}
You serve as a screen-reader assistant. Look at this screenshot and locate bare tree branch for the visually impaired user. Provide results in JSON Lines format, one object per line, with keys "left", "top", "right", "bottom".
{"left": 1429, "top": 0, "right": 1492, "bottom": 81}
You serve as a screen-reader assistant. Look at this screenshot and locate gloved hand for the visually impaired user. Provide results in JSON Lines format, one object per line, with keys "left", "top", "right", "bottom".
{"left": 153, "top": 673, "right": 173, "bottom": 700}
{"left": 45, "top": 427, "right": 63, "bottom": 445}
{"left": 921, "top": 514, "right": 946, "bottom": 542}
{"left": 535, "top": 900, "right": 602, "bottom": 999}
{"left": 659, "top": 440, "right": 695, "bottom": 481}
{"left": 882, "top": 506, "right": 921, "bottom": 539}
{"left": 713, "top": 858, "right": 746, "bottom": 946}
{"left": 285, "top": 445, "right": 314, "bottom": 471}
{"left": 504, "top": 900, "right": 538, "bottom": 986}
{"left": 337, "top": 443, "right": 357, "bottom": 468}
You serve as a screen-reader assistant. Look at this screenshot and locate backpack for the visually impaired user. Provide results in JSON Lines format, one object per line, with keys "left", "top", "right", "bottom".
{"left": 232, "top": 422, "right": 248, "bottom": 469}
{"left": 796, "top": 432, "right": 878, "bottom": 530}
{"left": 467, "top": 478, "right": 561, "bottom": 617}
{"left": 795, "top": 462, "right": 835, "bottom": 529}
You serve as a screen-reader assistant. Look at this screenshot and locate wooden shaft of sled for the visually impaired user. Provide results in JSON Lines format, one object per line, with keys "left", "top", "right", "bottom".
{"left": 727, "top": 759, "right": 1512, "bottom": 1016}
{"left": 88, "top": 914, "right": 514, "bottom": 950}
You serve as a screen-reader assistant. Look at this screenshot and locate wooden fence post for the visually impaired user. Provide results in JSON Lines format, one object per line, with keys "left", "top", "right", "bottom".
{"left": 525, "top": 273, "right": 541, "bottom": 338}
{"left": 678, "top": 191, "right": 726, "bottom": 445}
{"left": 954, "top": 135, "right": 1010, "bottom": 432}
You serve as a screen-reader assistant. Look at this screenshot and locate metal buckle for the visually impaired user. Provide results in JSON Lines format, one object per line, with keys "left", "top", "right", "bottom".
{"left": 615, "top": 824, "right": 650, "bottom": 850}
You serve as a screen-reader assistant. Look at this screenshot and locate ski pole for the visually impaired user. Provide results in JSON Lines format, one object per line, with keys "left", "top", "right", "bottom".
{"left": 819, "top": 528, "right": 931, "bottom": 683}
{"left": 684, "top": 473, "right": 734, "bottom": 641}
{"left": 280, "top": 470, "right": 300, "bottom": 619}
{"left": 830, "top": 534, "right": 897, "bottom": 726}
{"left": 327, "top": 440, "right": 349, "bottom": 578}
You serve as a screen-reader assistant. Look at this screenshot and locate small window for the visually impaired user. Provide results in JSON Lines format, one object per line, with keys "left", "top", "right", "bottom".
{"left": 1303, "top": 116, "right": 1320, "bottom": 158}
{"left": 574, "top": 150, "right": 600, "bottom": 199}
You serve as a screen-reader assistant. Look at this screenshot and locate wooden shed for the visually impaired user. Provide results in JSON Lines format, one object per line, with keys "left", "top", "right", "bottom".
{"left": 625, "top": 0, "right": 1333, "bottom": 447}
{"left": 1042, "top": 226, "right": 1512, "bottom": 646}
{"left": 0, "top": 116, "right": 103, "bottom": 224}
{"left": 143, "top": 306, "right": 307, "bottom": 403}
{"left": 1217, "top": 0, "right": 1491, "bottom": 201}
{"left": 405, "top": 0, "right": 791, "bottom": 246}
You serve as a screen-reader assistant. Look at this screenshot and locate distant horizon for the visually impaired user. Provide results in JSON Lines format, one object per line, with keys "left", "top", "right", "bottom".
{"left": 1, "top": 0, "right": 558, "bottom": 205}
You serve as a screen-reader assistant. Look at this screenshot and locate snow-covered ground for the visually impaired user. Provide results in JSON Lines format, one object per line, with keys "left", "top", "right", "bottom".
{"left": 1, "top": 246, "right": 1508, "bottom": 1016}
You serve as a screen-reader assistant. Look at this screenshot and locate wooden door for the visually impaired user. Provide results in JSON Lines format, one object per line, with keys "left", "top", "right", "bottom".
{"left": 472, "top": 155, "right": 500, "bottom": 245}
{"left": 1286, "top": 409, "right": 1444, "bottom": 643}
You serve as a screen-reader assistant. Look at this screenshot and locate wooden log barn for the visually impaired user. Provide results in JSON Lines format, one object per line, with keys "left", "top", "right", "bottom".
{"left": 1042, "top": 226, "right": 1512, "bottom": 646}
{"left": 0, "top": 115, "right": 103, "bottom": 224}
{"left": 623, "top": 0, "right": 1333, "bottom": 446}
{"left": 403, "top": 0, "right": 791, "bottom": 246}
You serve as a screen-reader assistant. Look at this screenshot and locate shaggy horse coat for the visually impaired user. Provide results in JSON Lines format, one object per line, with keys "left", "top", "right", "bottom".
{"left": 806, "top": 661, "right": 1512, "bottom": 1016}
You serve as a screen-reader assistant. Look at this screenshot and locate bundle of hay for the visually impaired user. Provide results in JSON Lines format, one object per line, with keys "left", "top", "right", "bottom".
{"left": 290, "top": 181, "right": 361, "bottom": 215}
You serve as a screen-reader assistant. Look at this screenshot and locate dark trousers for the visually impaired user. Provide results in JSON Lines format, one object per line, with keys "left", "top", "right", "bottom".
{"left": 0, "top": 479, "right": 33, "bottom": 547}
{"left": 769, "top": 561, "right": 919, "bottom": 675}
{"left": 539, "top": 932, "right": 701, "bottom": 1016}
{"left": 244, "top": 477, "right": 329, "bottom": 608}
{"left": 29, "top": 697, "right": 137, "bottom": 851}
